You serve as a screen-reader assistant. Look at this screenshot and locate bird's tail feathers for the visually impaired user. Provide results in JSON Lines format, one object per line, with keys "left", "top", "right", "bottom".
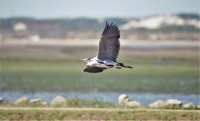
{"left": 117, "top": 63, "right": 133, "bottom": 69}
{"left": 123, "top": 65, "right": 133, "bottom": 69}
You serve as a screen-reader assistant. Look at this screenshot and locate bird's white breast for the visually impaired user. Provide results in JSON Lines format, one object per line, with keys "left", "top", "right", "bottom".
{"left": 87, "top": 58, "right": 109, "bottom": 68}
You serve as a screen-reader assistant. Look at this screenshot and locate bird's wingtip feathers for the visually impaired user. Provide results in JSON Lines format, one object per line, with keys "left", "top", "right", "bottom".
{"left": 102, "top": 21, "right": 119, "bottom": 36}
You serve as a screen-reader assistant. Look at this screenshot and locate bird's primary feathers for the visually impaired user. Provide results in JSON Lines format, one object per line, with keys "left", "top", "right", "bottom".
{"left": 79, "top": 21, "right": 132, "bottom": 73}
{"left": 97, "top": 22, "right": 120, "bottom": 61}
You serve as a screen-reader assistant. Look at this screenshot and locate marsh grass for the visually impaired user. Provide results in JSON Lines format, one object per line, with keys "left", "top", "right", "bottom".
{"left": 0, "top": 45, "right": 199, "bottom": 93}
{"left": 0, "top": 108, "right": 199, "bottom": 121}
{"left": 0, "top": 59, "right": 199, "bottom": 93}
{"left": 65, "top": 99, "right": 115, "bottom": 108}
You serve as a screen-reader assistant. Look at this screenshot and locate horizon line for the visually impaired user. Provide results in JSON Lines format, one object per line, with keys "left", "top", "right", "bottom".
{"left": 0, "top": 12, "right": 199, "bottom": 19}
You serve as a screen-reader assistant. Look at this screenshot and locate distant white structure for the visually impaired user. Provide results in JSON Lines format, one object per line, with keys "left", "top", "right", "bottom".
{"left": 28, "top": 35, "right": 40, "bottom": 42}
{"left": 97, "top": 18, "right": 105, "bottom": 23}
{"left": 121, "top": 14, "right": 200, "bottom": 30}
{"left": 13, "top": 22, "right": 27, "bottom": 31}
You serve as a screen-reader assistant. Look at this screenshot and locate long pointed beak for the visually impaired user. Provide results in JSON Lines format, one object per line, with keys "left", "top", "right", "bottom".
{"left": 78, "top": 59, "right": 85, "bottom": 61}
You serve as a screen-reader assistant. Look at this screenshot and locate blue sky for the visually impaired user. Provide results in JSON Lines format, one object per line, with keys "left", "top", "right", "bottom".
{"left": 0, "top": 0, "right": 199, "bottom": 18}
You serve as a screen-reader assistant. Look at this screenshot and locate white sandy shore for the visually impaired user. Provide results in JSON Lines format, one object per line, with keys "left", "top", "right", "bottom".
{"left": 1, "top": 39, "right": 199, "bottom": 47}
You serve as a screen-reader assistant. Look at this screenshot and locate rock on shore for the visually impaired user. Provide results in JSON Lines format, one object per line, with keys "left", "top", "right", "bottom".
{"left": 29, "top": 98, "right": 48, "bottom": 106}
{"left": 50, "top": 95, "right": 66, "bottom": 107}
{"left": 118, "top": 94, "right": 141, "bottom": 108}
{"left": 14, "top": 96, "right": 29, "bottom": 105}
{"left": 149, "top": 100, "right": 169, "bottom": 108}
{"left": 183, "top": 102, "right": 197, "bottom": 109}
{"left": 0, "top": 97, "right": 4, "bottom": 104}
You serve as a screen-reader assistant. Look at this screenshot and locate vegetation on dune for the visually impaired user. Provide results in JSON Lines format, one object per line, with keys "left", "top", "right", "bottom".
{"left": 1, "top": 13, "right": 200, "bottom": 40}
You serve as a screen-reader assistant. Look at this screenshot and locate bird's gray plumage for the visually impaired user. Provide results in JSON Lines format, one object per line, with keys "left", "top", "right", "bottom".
{"left": 97, "top": 22, "right": 120, "bottom": 61}
{"left": 80, "top": 21, "right": 132, "bottom": 73}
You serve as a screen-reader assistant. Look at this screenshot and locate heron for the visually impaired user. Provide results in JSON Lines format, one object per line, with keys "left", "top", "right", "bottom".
{"left": 79, "top": 22, "right": 133, "bottom": 73}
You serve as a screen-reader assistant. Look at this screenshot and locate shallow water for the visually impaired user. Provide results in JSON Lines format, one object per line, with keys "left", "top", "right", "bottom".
{"left": 0, "top": 91, "right": 199, "bottom": 105}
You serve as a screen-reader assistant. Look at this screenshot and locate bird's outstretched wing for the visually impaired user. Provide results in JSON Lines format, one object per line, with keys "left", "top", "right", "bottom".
{"left": 83, "top": 66, "right": 106, "bottom": 73}
{"left": 97, "top": 22, "right": 120, "bottom": 61}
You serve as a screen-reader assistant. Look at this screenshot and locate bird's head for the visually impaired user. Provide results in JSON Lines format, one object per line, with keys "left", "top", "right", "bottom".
{"left": 78, "top": 58, "right": 91, "bottom": 62}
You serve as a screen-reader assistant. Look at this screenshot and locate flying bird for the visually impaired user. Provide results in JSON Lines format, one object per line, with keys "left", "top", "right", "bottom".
{"left": 79, "top": 22, "right": 133, "bottom": 73}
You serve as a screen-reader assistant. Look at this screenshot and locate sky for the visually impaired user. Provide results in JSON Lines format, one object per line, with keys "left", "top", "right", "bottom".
{"left": 0, "top": 0, "right": 199, "bottom": 18}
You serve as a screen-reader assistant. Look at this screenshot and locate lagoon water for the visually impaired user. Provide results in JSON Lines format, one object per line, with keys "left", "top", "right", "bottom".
{"left": 0, "top": 91, "right": 199, "bottom": 105}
